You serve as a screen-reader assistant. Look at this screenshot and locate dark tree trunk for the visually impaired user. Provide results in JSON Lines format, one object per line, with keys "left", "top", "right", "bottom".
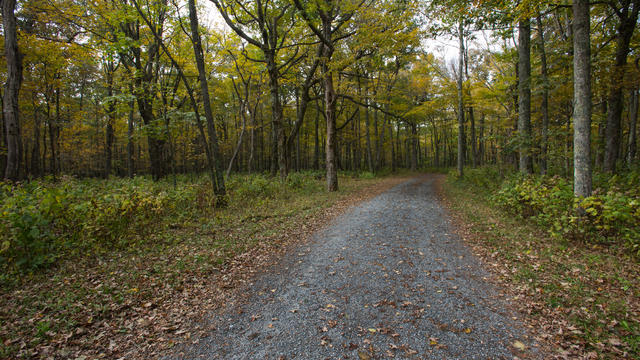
{"left": 628, "top": 88, "right": 638, "bottom": 166}
{"left": 603, "top": 0, "right": 640, "bottom": 172}
{"left": 188, "top": 0, "right": 226, "bottom": 196}
{"left": 2, "top": 0, "right": 22, "bottom": 181}
{"left": 127, "top": 84, "right": 135, "bottom": 178}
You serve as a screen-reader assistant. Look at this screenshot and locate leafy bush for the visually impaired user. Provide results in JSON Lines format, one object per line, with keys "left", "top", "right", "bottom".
{"left": 227, "top": 174, "right": 281, "bottom": 200}
{"left": 490, "top": 173, "right": 640, "bottom": 256}
{"left": 0, "top": 177, "right": 197, "bottom": 278}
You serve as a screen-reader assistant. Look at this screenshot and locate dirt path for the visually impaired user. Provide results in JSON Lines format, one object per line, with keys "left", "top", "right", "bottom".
{"left": 169, "top": 175, "right": 539, "bottom": 359}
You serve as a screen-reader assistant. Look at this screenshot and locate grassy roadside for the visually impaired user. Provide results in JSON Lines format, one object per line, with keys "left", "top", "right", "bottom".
{"left": 441, "top": 175, "right": 640, "bottom": 359}
{"left": 0, "top": 173, "right": 406, "bottom": 360}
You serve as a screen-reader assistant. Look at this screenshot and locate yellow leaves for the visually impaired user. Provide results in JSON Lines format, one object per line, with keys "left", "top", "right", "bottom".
{"left": 512, "top": 340, "right": 526, "bottom": 351}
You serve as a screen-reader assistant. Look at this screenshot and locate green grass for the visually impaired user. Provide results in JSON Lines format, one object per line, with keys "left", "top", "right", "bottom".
{"left": 443, "top": 173, "right": 640, "bottom": 358}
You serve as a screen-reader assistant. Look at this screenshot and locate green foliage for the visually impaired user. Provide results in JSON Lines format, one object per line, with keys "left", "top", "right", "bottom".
{"left": 0, "top": 176, "right": 197, "bottom": 280}
{"left": 0, "top": 171, "right": 341, "bottom": 281}
{"left": 488, "top": 171, "right": 640, "bottom": 256}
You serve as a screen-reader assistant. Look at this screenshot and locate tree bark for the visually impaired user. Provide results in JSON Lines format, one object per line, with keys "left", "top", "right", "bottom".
{"left": 127, "top": 83, "right": 135, "bottom": 178}
{"left": 410, "top": 122, "right": 418, "bottom": 171}
{"left": 2, "top": 0, "right": 23, "bottom": 181}
{"left": 628, "top": 88, "right": 638, "bottom": 166}
{"left": 518, "top": 18, "right": 533, "bottom": 174}
{"left": 188, "top": 0, "right": 226, "bottom": 196}
{"left": 456, "top": 21, "right": 465, "bottom": 177}
{"left": 364, "top": 90, "right": 374, "bottom": 173}
{"left": 31, "top": 95, "right": 41, "bottom": 177}
{"left": 603, "top": 0, "right": 640, "bottom": 172}
{"left": 573, "top": 0, "right": 592, "bottom": 197}
{"left": 536, "top": 15, "right": 550, "bottom": 175}
{"left": 323, "top": 46, "right": 338, "bottom": 191}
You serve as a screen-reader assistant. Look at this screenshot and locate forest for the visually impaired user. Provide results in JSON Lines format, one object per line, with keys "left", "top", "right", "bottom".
{"left": 1, "top": 0, "right": 639, "bottom": 358}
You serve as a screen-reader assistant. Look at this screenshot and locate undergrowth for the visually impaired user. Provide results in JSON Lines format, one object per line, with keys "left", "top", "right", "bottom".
{"left": 0, "top": 171, "right": 389, "bottom": 359}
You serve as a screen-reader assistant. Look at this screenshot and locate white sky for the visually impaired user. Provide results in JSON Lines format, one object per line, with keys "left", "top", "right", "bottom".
{"left": 200, "top": 3, "right": 503, "bottom": 64}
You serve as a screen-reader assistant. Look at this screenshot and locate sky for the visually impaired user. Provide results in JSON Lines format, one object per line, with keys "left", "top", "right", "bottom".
{"left": 200, "top": 3, "right": 502, "bottom": 65}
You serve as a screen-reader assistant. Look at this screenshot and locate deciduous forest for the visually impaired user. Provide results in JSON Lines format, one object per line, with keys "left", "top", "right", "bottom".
{"left": 1, "top": 0, "right": 639, "bottom": 358}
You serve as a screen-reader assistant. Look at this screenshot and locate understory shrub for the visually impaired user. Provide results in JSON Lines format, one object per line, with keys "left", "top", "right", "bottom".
{"left": 0, "top": 176, "right": 197, "bottom": 279}
{"left": 490, "top": 172, "right": 640, "bottom": 256}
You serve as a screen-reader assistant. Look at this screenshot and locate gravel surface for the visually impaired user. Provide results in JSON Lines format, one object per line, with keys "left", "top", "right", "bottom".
{"left": 169, "top": 176, "right": 538, "bottom": 359}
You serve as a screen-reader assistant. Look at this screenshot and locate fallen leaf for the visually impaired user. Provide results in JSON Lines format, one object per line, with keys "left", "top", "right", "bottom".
{"left": 513, "top": 340, "right": 526, "bottom": 351}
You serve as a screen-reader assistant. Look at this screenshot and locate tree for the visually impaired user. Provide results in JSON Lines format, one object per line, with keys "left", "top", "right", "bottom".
{"left": 211, "top": 0, "right": 302, "bottom": 180}
{"left": 517, "top": 17, "right": 533, "bottom": 174}
{"left": 2, "top": 0, "right": 23, "bottom": 181}
{"left": 573, "top": 0, "right": 592, "bottom": 197}
{"left": 456, "top": 21, "right": 465, "bottom": 177}
{"left": 188, "top": 0, "right": 226, "bottom": 197}
{"left": 603, "top": 0, "right": 640, "bottom": 172}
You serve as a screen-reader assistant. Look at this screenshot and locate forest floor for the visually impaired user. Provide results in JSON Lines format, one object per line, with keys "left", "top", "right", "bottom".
{"left": 166, "top": 175, "right": 542, "bottom": 360}
{"left": 442, "top": 175, "right": 640, "bottom": 359}
{"left": 0, "top": 174, "right": 408, "bottom": 360}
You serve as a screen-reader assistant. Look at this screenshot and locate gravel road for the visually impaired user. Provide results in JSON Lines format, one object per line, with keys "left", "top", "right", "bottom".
{"left": 170, "top": 176, "right": 538, "bottom": 359}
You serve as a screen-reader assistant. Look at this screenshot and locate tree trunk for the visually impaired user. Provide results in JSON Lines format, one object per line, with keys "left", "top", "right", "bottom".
{"left": 364, "top": 92, "right": 374, "bottom": 173}
{"left": 573, "top": 0, "right": 592, "bottom": 197}
{"left": 314, "top": 99, "right": 320, "bottom": 170}
{"left": 2, "top": 0, "right": 22, "bottom": 181}
{"left": 188, "top": 0, "right": 226, "bottom": 196}
{"left": 127, "top": 85, "right": 135, "bottom": 178}
{"left": 456, "top": 21, "right": 465, "bottom": 177}
{"left": 323, "top": 57, "right": 338, "bottom": 191}
{"left": 31, "top": 96, "right": 41, "bottom": 177}
{"left": 536, "top": 15, "right": 550, "bottom": 175}
{"left": 105, "top": 69, "right": 115, "bottom": 178}
{"left": 518, "top": 18, "right": 533, "bottom": 174}
{"left": 410, "top": 122, "right": 418, "bottom": 171}
{"left": 627, "top": 88, "right": 638, "bottom": 166}
{"left": 603, "top": 1, "right": 640, "bottom": 172}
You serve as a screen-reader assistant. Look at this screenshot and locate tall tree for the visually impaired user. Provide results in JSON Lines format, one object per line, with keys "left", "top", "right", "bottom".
{"left": 517, "top": 17, "right": 533, "bottom": 174}
{"left": 456, "top": 21, "right": 465, "bottom": 177}
{"left": 292, "top": 0, "right": 366, "bottom": 191}
{"left": 603, "top": 0, "right": 640, "bottom": 172}
{"left": 211, "top": 0, "right": 300, "bottom": 180}
{"left": 536, "top": 13, "right": 550, "bottom": 175}
{"left": 573, "top": 0, "right": 592, "bottom": 197}
{"left": 188, "top": 0, "right": 226, "bottom": 197}
{"left": 2, "top": 0, "right": 23, "bottom": 181}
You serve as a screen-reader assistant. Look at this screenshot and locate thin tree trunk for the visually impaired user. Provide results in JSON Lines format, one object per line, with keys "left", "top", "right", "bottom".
{"left": 314, "top": 98, "right": 320, "bottom": 170}
{"left": 627, "top": 88, "right": 638, "bottom": 166}
{"left": 536, "top": 14, "right": 550, "bottom": 174}
{"left": 518, "top": 18, "right": 533, "bottom": 174}
{"left": 456, "top": 21, "right": 465, "bottom": 177}
{"left": 31, "top": 96, "right": 41, "bottom": 177}
{"left": 364, "top": 92, "right": 374, "bottom": 173}
{"left": 188, "top": 0, "right": 226, "bottom": 197}
{"left": 127, "top": 84, "right": 135, "bottom": 178}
